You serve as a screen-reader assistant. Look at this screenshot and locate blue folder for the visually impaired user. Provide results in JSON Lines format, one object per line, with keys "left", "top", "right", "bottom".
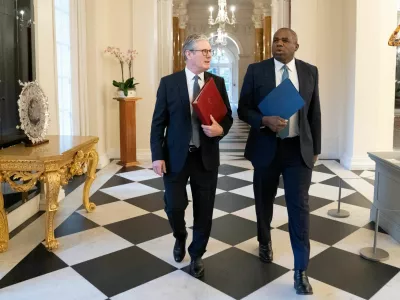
{"left": 258, "top": 78, "right": 305, "bottom": 119}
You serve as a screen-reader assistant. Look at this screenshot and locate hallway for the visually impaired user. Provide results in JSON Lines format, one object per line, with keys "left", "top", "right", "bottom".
{"left": 0, "top": 116, "right": 399, "bottom": 299}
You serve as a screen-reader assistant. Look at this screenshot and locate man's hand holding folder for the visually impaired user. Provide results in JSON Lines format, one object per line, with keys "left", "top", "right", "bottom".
{"left": 258, "top": 78, "right": 304, "bottom": 132}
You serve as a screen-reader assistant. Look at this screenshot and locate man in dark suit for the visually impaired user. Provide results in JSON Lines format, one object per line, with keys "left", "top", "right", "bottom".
{"left": 150, "top": 34, "right": 233, "bottom": 278}
{"left": 238, "top": 28, "right": 321, "bottom": 295}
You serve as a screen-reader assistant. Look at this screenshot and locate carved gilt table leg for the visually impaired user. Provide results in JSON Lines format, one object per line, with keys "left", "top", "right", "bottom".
{"left": 0, "top": 182, "right": 9, "bottom": 253}
{"left": 44, "top": 171, "right": 61, "bottom": 250}
{"left": 83, "top": 148, "right": 99, "bottom": 213}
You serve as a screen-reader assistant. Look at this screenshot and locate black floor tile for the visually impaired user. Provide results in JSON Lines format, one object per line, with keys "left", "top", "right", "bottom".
{"left": 364, "top": 221, "right": 388, "bottom": 234}
{"left": 308, "top": 247, "right": 400, "bottom": 299}
{"left": 216, "top": 176, "right": 251, "bottom": 191}
{"left": 72, "top": 246, "right": 176, "bottom": 298}
{"left": 125, "top": 191, "right": 165, "bottom": 212}
{"left": 210, "top": 215, "right": 257, "bottom": 245}
{"left": 55, "top": 212, "right": 100, "bottom": 238}
{"left": 220, "top": 149, "right": 245, "bottom": 153}
{"left": 278, "top": 214, "right": 359, "bottom": 246}
{"left": 182, "top": 248, "right": 289, "bottom": 299}
{"left": 0, "top": 244, "right": 68, "bottom": 289}
{"left": 365, "top": 178, "right": 375, "bottom": 185}
{"left": 117, "top": 165, "right": 145, "bottom": 174}
{"left": 214, "top": 192, "right": 255, "bottom": 213}
{"left": 341, "top": 192, "right": 372, "bottom": 209}
{"left": 140, "top": 177, "right": 165, "bottom": 190}
{"left": 218, "top": 164, "right": 250, "bottom": 175}
{"left": 274, "top": 195, "right": 333, "bottom": 212}
{"left": 313, "top": 164, "right": 335, "bottom": 175}
{"left": 64, "top": 174, "right": 87, "bottom": 196}
{"left": 319, "top": 176, "right": 354, "bottom": 190}
{"left": 88, "top": 190, "right": 121, "bottom": 207}
{"left": 104, "top": 214, "right": 172, "bottom": 245}
{"left": 100, "top": 175, "right": 133, "bottom": 189}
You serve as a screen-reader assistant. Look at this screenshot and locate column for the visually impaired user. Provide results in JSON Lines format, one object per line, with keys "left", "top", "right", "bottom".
{"left": 271, "top": 0, "right": 290, "bottom": 34}
{"left": 252, "top": 3, "right": 264, "bottom": 62}
{"left": 178, "top": 1, "right": 188, "bottom": 71}
{"left": 172, "top": 14, "right": 180, "bottom": 73}
{"left": 263, "top": 5, "right": 272, "bottom": 59}
{"left": 158, "top": 0, "right": 173, "bottom": 78}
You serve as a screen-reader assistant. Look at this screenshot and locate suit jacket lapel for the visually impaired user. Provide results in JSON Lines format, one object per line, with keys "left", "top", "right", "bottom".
{"left": 177, "top": 70, "right": 190, "bottom": 115}
{"left": 295, "top": 59, "right": 306, "bottom": 125}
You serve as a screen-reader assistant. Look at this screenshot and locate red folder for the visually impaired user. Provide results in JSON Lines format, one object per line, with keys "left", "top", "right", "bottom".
{"left": 191, "top": 77, "right": 228, "bottom": 125}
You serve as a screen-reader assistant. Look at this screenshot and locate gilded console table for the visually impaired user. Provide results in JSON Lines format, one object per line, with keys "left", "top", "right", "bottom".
{"left": 0, "top": 136, "right": 99, "bottom": 252}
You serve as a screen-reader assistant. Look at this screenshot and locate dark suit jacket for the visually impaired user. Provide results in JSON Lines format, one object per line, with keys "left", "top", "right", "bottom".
{"left": 237, "top": 58, "right": 321, "bottom": 169}
{"left": 150, "top": 70, "right": 233, "bottom": 173}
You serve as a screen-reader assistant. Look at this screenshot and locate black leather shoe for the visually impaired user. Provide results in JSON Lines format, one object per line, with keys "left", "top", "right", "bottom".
{"left": 259, "top": 241, "right": 273, "bottom": 263}
{"left": 294, "top": 270, "right": 313, "bottom": 295}
{"left": 190, "top": 258, "right": 204, "bottom": 278}
{"left": 173, "top": 234, "right": 187, "bottom": 262}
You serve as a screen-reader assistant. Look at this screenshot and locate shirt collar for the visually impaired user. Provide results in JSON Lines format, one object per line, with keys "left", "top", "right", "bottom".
{"left": 274, "top": 58, "right": 296, "bottom": 72}
{"left": 185, "top": 67, "right": 204, "bottom": 82}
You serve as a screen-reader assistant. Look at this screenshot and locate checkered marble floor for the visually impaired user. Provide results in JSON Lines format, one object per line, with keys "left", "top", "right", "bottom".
{"left": 1, "top": 115, "right": 399, "bottom": 300}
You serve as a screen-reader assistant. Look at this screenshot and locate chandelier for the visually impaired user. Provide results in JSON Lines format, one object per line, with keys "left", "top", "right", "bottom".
{"left": 208, "top": 0, "right": 236, "bottom": 27}
{"left": 208, "top": 0, "right": 236, "bottom": 47}
{"left": 212, "top": 46, "right": 225, "bottom": 62}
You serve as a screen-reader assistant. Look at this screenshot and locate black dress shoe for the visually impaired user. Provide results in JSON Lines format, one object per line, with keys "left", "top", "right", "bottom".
{"left": 190, "top": 258, "right": 204, "bottom": 278}
{"left": 173, "top": 234, "right": 187, "bottom": 262}
{"left": 259, "top": 241, "right": 273, "bottom": 263}
{"left": 294, "top": 270, "right": 313, "bottom": 295}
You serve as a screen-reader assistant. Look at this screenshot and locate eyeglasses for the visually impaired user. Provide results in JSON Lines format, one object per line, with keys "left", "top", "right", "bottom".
{"left": 189, "top": 49, "right": 212, "bottom": 56}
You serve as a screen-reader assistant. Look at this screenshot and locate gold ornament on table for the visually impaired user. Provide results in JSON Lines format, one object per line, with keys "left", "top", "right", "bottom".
{"left": 388, "top": 24, "right": 400, "bottom": 46}
{"left": 17, "top": 80, "right": 50, "bottom": 146}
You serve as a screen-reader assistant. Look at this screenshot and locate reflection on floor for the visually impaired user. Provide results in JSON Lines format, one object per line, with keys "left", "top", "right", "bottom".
{"left": 0, "top": 114, "right": 399, "bottom": 300}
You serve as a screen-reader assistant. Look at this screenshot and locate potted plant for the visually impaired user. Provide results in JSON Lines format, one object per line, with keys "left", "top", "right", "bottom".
{"left": 104, "top": 47, "right": 139, "bottom": 97}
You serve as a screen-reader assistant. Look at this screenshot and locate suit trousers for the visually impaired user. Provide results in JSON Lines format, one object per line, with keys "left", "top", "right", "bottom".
{"left": 163, "top": 149, "right": 218, "bottom": 259}
{"left": 253, "top": 136, "right": 312, "bottom": 270}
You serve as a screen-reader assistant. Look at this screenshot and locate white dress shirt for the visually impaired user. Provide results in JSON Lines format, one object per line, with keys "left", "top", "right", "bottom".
{"left": 274, "top": 58, "right": 300, "bottom": 137}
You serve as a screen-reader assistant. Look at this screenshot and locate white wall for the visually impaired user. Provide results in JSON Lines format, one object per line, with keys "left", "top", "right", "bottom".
{"left": 292, "top": 0, "right": 397, "bottom": 169}
{"left": 34, "top": 0, "right": 59, "bottom": 135}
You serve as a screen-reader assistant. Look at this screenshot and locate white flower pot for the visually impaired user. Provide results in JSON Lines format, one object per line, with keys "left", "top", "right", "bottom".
{"left": 116, "top": 88, "right": 136, "bottom": 98}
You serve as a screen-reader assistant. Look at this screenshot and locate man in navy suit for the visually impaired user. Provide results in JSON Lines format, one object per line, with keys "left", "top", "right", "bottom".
{"left": 150, "top": 34, "right": 233, "bottom": 278}
{"left": 238, "top": 28, "right": 321, "bottom": 295}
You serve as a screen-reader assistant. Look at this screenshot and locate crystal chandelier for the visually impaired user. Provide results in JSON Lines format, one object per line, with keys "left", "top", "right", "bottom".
{"left": 208, "top": 0, "right": 236, "bottom": 27}
{"left": 208, "top": 0, "right": 236, "bottom": 47}
{"left": 212, "top": 46, "right": 225, "bottom": 62}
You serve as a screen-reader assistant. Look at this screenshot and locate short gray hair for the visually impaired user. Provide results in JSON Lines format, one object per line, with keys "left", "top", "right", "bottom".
{"left": 182, "top": 33, "right": 209, "bottom": 61}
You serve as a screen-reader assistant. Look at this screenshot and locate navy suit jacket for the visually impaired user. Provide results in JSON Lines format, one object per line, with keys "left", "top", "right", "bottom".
{"left": 150, "top": 70, "right": 233, "bottom": 173}
{"left": 237, "top": 58, "right": 321, "bottom": 169}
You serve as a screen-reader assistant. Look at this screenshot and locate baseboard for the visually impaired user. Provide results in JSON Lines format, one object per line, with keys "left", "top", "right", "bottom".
{"left": 8, "top": 194, "right": 40, "bottom": 232}
{"left": 340, "top": 154, "right": 376, "bottom": 170}
{"left": 98, "top": 153, "right": 110, "bottom": 169}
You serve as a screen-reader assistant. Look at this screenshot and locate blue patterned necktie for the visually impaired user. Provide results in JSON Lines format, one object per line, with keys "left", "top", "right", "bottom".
{"left": 191, "top": 75, "right": 201, "bottom": 147}
{"left": 278, "top": 65, "right": 290, "bottom": 139}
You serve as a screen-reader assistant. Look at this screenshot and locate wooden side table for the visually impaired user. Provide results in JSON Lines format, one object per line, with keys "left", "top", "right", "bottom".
{"left": 114, "top": 97, "right": 142, "bottom": 167}
{"left": 0, "top": 136, "right": 99, "bottom": 252}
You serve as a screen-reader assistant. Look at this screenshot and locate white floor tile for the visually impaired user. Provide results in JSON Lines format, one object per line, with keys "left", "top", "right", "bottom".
{"left": 112, "top": 270, "right": 234, "bottom": 300}
{"left": 230, "top": 185, "right": 284, "bottom": 199}
{"left": 0, "top": 268, "right": 106, "bottom": 300}
{"left": 334, "top": 228, "right": 400, "bottom": 269}
{"left": 360, "top": 170, "right": 375, "bottom": 180}
{"left": 370, "top": 271, "right": 400, "bottom": 300}
{"left": 100, "top": 182, "right": 159, "bottom": 200}
{"left": 137, "top": 229, "right": 231, "bottom": 269}
{"left": 311, "top": 171, "right": 336, "bottom": 183}
{"left": 232, "top": 204, "right": 288, "bottom": 228}
{"left": 219, "top": 143, "right": 246, "bottom": 150}
{"left": 117, "top": 169, "right": 160, "bottom": 181}
{"left": 227, "top": 170, "right": 254, "bottom": 182}
{"left": 52, "top": 227, "right": 133, "bottom": 265}
{"left": 221, "top": 160, "right": 254, "bottom": 169}
{"left": 236, "top": 229, "right": 330, "bottom": 270}
{"left": 308, "top": 184, "right": 355, "bottom": 201}
{"left": 311, "top": 202, "right": 371, "bottom": 227}
{"left": 153, "top": 202, "right": 227, "bottom": 228}
{"left": 77, "top": 201, "right": 148, "bottom": 226}
{"left": 242, "top": 271, "right": 364, "bottom": 300}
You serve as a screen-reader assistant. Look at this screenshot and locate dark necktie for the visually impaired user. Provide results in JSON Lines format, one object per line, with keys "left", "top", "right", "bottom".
{"left": 191, "top": 75, "right": 201, "bottom": 147}
{"left": 278, "top": 65, "right": 290, "bottom": 138}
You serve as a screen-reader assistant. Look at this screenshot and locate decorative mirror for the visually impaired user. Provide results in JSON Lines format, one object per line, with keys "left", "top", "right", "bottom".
{"left": 17, "top": 80, "right": 50, "bottom": 145}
